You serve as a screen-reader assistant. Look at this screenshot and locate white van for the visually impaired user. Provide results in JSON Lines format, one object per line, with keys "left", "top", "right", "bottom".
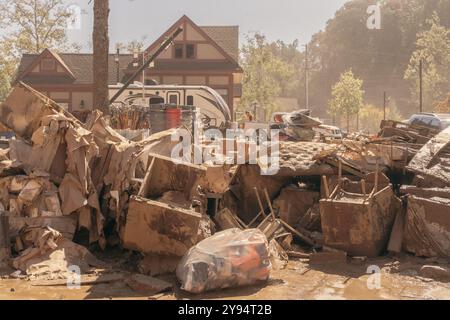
{"left": 313, "top": 124, "right": 343, "bottom": 141}
{"left": 109, "top": 84, "right": 231, "bottom": 129}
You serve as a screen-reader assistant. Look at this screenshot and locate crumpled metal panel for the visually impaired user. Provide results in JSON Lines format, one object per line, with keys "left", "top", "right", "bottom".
{"left": 403, "top": 195, "right": 450, "bottom": 258}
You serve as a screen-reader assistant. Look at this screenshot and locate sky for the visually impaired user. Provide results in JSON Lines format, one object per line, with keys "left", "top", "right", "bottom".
{"left": 68, "top": 0, "right": 348, "bottom": 51}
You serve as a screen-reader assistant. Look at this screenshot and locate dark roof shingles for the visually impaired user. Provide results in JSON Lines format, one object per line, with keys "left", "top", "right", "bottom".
{"left": 200, "top": 26, "right": 239, "bottom": 62}
{"left": 17, "top": 53, "right": 133, "bottom": 85}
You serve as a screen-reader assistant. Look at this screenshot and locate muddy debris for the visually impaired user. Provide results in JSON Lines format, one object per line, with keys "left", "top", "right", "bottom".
{"left": 1, "top": 81, "right": 450, "bottom": 296}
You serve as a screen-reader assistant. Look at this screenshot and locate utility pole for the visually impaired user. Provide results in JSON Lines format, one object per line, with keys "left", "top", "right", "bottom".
{"left": 419, "top": 59, "right": 423, "bottom": 113}
{"left": 115, "top": 47, "right": 120, "bottom": 84}
{"left": 142, "top": 51, "right": 146, "bottom": 103}
{"left": 383, "top": 91, "right": 387, "bottom": 120}
{"left": 304, "top": 44, "right": 309, "bottom": 110}
{"left": 356, "top": 112, "right": 359, "bottom": 132}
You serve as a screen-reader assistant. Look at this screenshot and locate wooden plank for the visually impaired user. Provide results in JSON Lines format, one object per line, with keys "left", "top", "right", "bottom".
{"left": 387, "top": 209, "right": 406, "bottom": 253}
{"left": 322, "top": 176, "right": 330, "bottom": 199}
{"left": 0, "top": 212, "right": 9, "bottom": 262}
{"left": 31, "top": 273, "right": 125, "bottom": 286}
{"left": 137, "top": 156, "right": 155, "bottom": 197}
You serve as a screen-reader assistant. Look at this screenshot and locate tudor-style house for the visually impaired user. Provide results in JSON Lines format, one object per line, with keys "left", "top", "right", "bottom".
{"left": 13, "top": 15, "right": 243, "bottom": 117}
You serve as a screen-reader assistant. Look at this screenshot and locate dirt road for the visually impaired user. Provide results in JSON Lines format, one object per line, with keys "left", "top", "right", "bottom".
{"left": 1, "top": 255, "right": 449, "bottom": 300}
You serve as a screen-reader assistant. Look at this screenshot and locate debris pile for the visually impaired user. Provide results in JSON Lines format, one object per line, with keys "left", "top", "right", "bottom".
{"left": 109, "top": 104, "right": 196, "bottom": 135}
{"left": 12, "top": 226, "right": 104, "bottom": 279}
{"left": 379, "top": 120, "right": 438, "bottom": 146}
{"left": 1, "top": 81, "right": 450, "bottom": 294}
{"left": 397, "top": 126, "right": 450, "bottom": 259}
{"left": 0, "top": 83, "right": 189, "bottom": 278}
{"left": 280, "top": 110, "right": 322, "bottom": 141}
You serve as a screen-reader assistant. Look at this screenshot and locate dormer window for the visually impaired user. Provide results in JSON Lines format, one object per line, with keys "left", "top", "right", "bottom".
{"left": 41, "top": 58, "right": 56, "bottom": 71}
{"left": 186, "top": 44, "right": 195, "bottom": 59}
{"left": 174, "top": 44, "right": 196, "bottom": 59}
{"left": 174, "top": 44, "right": 183, "bottom": 59}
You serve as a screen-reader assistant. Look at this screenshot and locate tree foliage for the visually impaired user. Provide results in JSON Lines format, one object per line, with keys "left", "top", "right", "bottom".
{"left": 328, "top": 70, "right": 364, "bottom": 131}
{"left": 0, "top": 0, "right": 80, "bottom": 74}
{"left": 0, "top": 0, "right": 79, "bottom": 99}
{"left": 115, "top": 40, "right": 145, "bottom": 54}
{"left": 252, "top": 0, "right": 450, "bottom": 119}
{"left": 0, "top": 69, "right": 11, "bottom": 102}
{"left": 239, "top": 33, "right": 294, "bottom": 119}
{"left": 404, "top": 13, "right": 450, "bottom": 111}
{"left": 359, "top": 103, "right": 402, "bottom": 134}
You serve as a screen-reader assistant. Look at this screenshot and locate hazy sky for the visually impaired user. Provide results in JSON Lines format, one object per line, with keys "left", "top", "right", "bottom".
{"left": 69, "top": 0, "right": 348, "bottom": 51}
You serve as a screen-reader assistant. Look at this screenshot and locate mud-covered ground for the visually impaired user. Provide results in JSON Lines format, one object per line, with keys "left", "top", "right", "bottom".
{"left": 1, "top": 253, "right": 449, "bottom": 300}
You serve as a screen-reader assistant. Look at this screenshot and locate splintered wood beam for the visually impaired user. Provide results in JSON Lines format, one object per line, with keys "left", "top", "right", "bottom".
{"left": 254, "top": 187, "right": 268, "bottom": 218}
{"left": 264, "top": 188, "right": 276, "bottom": 220}
{"left": 137, "top": 157, "right": 156, "bottom": 197}
{"left": 322, "top": 175, "right": 330, "bottom": 199}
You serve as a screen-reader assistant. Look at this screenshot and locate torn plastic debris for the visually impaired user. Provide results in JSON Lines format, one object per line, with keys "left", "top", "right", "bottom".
{"left": 176, "top": 228, "right": 271, "bottom": 294}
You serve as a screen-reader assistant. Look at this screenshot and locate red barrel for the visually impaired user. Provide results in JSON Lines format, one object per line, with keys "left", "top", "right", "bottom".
{"left": 166, "top": 107, "right": 182, "bottom": 130}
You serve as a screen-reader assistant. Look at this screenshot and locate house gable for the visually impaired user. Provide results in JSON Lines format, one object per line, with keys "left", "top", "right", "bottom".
{"left": 15, "top": 49, "right": 76, "bottom": 85}
{"left": 128, "top": 15, "right": 241, "bottom": 71}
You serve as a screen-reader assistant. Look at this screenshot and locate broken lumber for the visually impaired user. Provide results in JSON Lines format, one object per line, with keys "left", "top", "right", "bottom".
{"left": 0, "top": 212, "right": 9, "bottom": 264}
{"left": 31, "top": 273, "right": 125, "bottom": 286}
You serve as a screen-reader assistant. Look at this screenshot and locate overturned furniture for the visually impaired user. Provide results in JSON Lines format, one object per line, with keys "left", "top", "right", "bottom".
{"left": 320, "top": 169, "right": 400, "bottom": 257}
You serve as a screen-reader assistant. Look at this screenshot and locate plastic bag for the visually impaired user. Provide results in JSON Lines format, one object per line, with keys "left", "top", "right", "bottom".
{"left": 176, "top": 228, "right": 271, "bottom": 293}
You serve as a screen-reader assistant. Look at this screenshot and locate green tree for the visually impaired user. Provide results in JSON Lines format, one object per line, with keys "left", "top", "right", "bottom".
{"left": 404, "top": 13, "right": 450, "bottom": 111}
{"left": 299, "top": 0, "right": 450, "bottom": 117}
{"left": 0, "top": 0, "right": 79, "bottom": 82}
{"left": 115, "top": 40, "right": 145, "bottom": 54}
{"left": 328, "top": 70, "right": 364, "bottom": 132}
{"left": 267, "top": 40, "right": 305, "bottom": 102}
{"left": 239, "top": 33, "right": 294, "bottom": 120}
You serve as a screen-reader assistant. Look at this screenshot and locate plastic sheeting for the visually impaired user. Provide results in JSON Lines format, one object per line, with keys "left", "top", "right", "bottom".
{"left": 176, "top": 228, "right": 271, "bottom": 293}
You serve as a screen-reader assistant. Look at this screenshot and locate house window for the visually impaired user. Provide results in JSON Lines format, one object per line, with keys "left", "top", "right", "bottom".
{"left": 174, "top": 44, "right": 183, "bottom": 59}
{"left": 149, "top": 97, "right": 164, "bottom": 105}
{"left": 41, "top": 58, "right": 56, "bottom": 71}
{"left": 187, "top": 95, "right": 194, "bottom": 106}
{"left": 169, "top": 94, "right": 178, "bottom": 105}
{"left": 186, "top": 44, "right": 195, "bottom": 59}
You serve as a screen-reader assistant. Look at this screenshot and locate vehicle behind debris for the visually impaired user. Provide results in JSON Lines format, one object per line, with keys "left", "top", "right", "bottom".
{"left": 313, "top": 124, "right": 343, "bottom": 141}
{"left": 109, "top": 84, "right": 231, "bottom": 129}
{"left": 405, "top": 113, "right": 450, "bottom": 131}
